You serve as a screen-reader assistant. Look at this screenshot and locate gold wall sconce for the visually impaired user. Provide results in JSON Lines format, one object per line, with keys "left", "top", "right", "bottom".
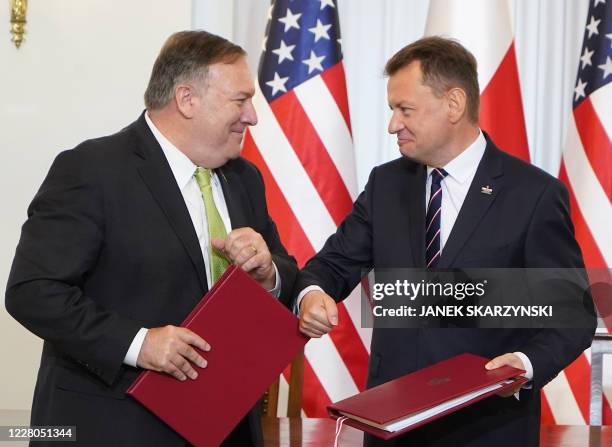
{"left": 10, "top": 0, "right": 28, "bottom": 48}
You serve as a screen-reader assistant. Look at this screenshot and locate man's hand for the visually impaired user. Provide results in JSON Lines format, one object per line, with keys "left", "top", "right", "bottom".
{"left": 212, "top": 227, "right": 275, "bottom": 290}
{"left": 137, "top": 326, "right": 210, "bottom": 381}
{"left": 298, "top": 291, "right": 338, "bottom": 338}
{"left": 485, "top": 353, "right": 526, "bottom": 397}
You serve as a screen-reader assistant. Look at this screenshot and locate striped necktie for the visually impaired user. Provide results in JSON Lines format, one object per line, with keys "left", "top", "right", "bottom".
{"left": 194, "top": 167, "right": 230, "bottom": 285}
{"left": 425, "top": 168, "right": 448, "bottom": 268}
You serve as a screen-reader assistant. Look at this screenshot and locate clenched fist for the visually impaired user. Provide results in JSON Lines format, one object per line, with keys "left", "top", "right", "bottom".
{"left": 298, "top": 290, "right": 338, "bottom": 338}
{"left": 212, "top": 227, "right": 275, "bottom": 290}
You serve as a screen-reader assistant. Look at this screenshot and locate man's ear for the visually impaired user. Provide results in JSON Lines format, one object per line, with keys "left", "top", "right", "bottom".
{"left": 446, "top": 87, "right": 468, "bottom": 124}
{"left": 174, "top": 83, "right": 197, "bottom": 118}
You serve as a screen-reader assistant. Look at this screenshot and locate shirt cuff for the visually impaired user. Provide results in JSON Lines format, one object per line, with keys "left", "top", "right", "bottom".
{"left": 268, "top": 262, "right": 281, "bottom": 297}
{"left": 512, "top": 351, "right": 533, "bottom": 400}
{"left": 123, "top": 328, "right": 148, "bottom": 367}
{"left": 513, "top": 351, "right": 533, "bottom": 380}
{"left": 295, "top": 285, "right": 324, "bottom": 315}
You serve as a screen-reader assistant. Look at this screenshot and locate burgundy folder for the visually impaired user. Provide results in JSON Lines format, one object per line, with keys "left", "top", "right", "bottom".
{"left": 328, "top": 352, "right": 528, "bottom": 440}
{"left": 127, "top": 265, "right": 307, "bottom": 447}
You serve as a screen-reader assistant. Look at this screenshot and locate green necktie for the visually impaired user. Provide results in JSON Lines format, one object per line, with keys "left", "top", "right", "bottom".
{"left": 194, "top": 167, "right": 230, "bottom": 285}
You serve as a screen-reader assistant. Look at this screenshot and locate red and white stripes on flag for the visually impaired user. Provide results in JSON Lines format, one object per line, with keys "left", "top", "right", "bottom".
{"left": 242, "top": 0, "right": 370, "bottom": 417}
{"left": 551, "top": 0, "right": 612, "bottom": 425}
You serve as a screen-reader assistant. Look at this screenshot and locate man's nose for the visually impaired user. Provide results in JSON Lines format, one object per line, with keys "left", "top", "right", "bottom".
{"left": 388, "top": 111, "right": 403, "bottom": 134}
{"left": 242, "top": 100, "right": 258, "bottom": 126}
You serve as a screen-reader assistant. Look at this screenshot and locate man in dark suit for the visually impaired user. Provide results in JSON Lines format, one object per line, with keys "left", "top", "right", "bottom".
{"left": 296, "top": 37, "right": 594, "bottom": 446}
{"left": 6, "top": 31, "right": 297, "bottom": 446}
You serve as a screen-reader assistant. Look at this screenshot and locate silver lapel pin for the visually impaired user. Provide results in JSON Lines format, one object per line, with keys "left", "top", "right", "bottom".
{"left": 481, "top": 185, "right": 493, "bottom": 195}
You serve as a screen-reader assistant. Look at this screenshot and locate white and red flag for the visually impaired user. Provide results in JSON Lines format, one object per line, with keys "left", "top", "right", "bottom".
{"left": 242, "top": 0, "right": 370, "bottom": 416}
{"left": 425, "top": 0, "right": 530, "bottom": 161}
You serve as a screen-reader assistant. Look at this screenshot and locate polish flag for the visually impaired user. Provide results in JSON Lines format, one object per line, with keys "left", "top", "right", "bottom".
{"left": 425, "top": 0, "right": 530, "bottom": 161}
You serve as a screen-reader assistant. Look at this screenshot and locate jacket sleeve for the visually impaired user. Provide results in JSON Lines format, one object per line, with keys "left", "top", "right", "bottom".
{"left": 295, "top": 168, "right": 376, "bottom": 303}
{"left": 245, "top": 162, "right": 299, "bottom": 309}
{"left": 518, "top": 178, "right": 596, "bottom": 390}
{"left": 5, "top": 149, "right": 141, "bottom": 386}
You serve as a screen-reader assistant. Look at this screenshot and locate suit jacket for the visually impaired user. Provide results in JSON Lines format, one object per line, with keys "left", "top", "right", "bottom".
{"left": 296, "top": 135, "right": 595, "bottom": 447}
{"left": 6, "top": 113, "right": 297, "bottom": 447}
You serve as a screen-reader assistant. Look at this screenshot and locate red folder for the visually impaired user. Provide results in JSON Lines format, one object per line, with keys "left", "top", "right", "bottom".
{"left": 328, "top": 352, "right": 528, "bottom": 440}
{"left": 127, "top": 265, "right": 307, "bottom": 447}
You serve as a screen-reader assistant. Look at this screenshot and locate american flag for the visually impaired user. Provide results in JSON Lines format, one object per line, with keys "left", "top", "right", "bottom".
{"left": 550, "top": 0, "right": 612, "bottom": 425}
{"left": 242, "top": 0, "right": 370, "bottom": 416}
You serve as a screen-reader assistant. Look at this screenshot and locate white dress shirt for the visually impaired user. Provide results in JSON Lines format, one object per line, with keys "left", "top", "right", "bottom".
{"left": 298, "top": 130, "right": 533, "bottom": 382}
{"left": 425, "top": 131, "right": 486, "bottom": 250}
{"left": 123, "top": 112, "right": 280, "bottom": 367}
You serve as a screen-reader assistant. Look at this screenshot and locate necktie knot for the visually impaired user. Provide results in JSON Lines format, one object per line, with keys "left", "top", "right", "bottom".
{"left": 431, "top": 168, "right": 448, "bottom": 186}
{"left": 194, "top": 167, "right": 212, "bottom": 190}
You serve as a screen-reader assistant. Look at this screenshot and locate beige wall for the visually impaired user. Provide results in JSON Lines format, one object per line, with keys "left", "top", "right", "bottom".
{"left": 0, "top": 1, "right": 191, "bottom": 410}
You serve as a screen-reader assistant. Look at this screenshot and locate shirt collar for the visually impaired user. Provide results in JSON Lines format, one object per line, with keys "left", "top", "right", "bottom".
{"left": 145, "top": 111, "right": 196, "bottom": 191}
{"left": 427, "top": 130, "right": 486, "bottom": 184}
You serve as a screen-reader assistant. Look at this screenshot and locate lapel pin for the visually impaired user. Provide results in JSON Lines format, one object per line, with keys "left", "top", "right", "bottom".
{"left": 481, "top": 185, "right": 493, "bottom": 195}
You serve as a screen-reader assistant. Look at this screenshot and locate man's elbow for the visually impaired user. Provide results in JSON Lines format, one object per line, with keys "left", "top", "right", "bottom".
{"left": 4, "top": 282, "right": 30, "bottom": 325}
{"left": 576, "top": 324, "right": 597, "bottom": 356}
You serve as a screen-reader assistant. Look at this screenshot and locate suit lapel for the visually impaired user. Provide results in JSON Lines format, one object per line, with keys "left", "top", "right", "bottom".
{"left": 217, "top": 162, "right": 249, "bottom": 229}
{"left": 437, "top": 142, "right": 504, "bottom": 268}
{"left": 131, "top": 113, "right": 208, "bottom": 290}
{"left": 404, "top": 161, "right": 427, "bottom": 267}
